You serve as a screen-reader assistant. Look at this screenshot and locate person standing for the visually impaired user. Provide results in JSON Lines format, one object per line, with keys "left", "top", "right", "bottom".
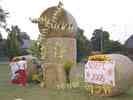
{"left": 9, "top": 57, "right": 19, "bottom": 84}
{"left": 17, "top": 57, "right": 28, "bottom": 87}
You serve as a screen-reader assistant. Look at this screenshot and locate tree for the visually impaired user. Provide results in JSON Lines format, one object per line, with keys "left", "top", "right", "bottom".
{"left": 0, "top": 32, "right": 5, "bottom": 56}
{"left": 90, "top": 28, "right": 125, "bottom": 54}
{"left": 91, "top": 28, "right": 110, "bottom": 52}
{"left": 6, "top": 26, "right": 21, "bottom": 57}
{"left": 0, "top": 32, "right": 2, "bottom": 41}
{"left": 5, "top": 25, "right": 31, "bottom": 56}
{"left": 0, "top": 6, "right": 8, "bottom": 29}
{"left": 76, "top": 28, "right": 92, "bottom": 62}
{"left": 103, "top": 40, "right": 125, "bottom": 53}
{"left": 28, "top": 40, "right": 41, "bottom": 59}
{"left": 0, "top": 6, "right": 7, "bottom": 56}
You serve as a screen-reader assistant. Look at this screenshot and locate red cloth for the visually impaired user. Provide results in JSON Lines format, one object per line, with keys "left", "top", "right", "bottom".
{"left": 17, "top": 69, "right": 27, "bottom": 86}
{"left": 11, "top": 79, "right": 20, "bottom": 84}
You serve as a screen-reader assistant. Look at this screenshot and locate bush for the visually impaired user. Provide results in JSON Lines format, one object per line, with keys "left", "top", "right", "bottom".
{"left": 64, "top": 61, "right": 74, "bottom": 83}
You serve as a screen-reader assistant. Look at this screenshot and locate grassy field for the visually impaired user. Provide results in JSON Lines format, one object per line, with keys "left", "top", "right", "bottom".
{"left": 1, "top": 64, "right": 133, "bottom": 100}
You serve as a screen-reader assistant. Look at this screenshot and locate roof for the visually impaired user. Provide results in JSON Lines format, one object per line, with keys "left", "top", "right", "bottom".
{"left": 125, "top": 35, "right": 133, "bottom": 49}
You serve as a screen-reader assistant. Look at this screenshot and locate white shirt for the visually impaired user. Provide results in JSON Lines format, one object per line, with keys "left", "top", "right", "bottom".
{"left": 17, "top": 60, "right": 27, "bottom": 70}
{"left": 9, "top": 62, "right": 19, "bottom": 79}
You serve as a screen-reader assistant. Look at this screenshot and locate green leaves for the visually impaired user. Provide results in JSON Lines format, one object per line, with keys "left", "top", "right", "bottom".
{"left": 64, "top": 61, "right": 74, "bottom": 83}
{"left": 91, "top": 28, "right": 125, "bottom": 53}
{"left": 6, "top": 31, "right": 21, "bottom": 57}
{"left": 28, "top": 40, "right": 41, "bottom": 59}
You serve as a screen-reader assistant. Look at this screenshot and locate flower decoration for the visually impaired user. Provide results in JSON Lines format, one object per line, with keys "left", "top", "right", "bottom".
{"left": 88, "top": 55, "right": 111, "bottom": 61}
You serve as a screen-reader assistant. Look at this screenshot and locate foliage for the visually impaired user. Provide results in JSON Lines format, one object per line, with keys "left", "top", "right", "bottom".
{"left": 91, "top": 29, "right": 109, "bottom": 52}
{"left": 0, "top": 39, "right": 6, "bottom": 56}
{"left": 7, "top": 25, "right": 30, "bottom": 44}
{"left": 76, "top": 28, "right": 92, "bottom": 62}
{"left": 64, "top": 61, "right": 73, "bottom": 72}
{"left": 6, "top": 26, "right": 21, "bottom": 57}
{"left": 103, "top": 40, "right": 126, "bottom": 54}
{"left": 0, "top": 6, "right": 8, "bottom": 28}
{"left": 0, "top": 25, "right": 31, "bottom": 57}
{"left": 28, "top": 40, "right": 41, "bottom": 59}
{"left": 64, "top": 61, "right": 74, "bottom": 83}
{"left": 0, "top": 32, "right": 2, "bottom": 41}
{"left": 5, "top": 25, "right": 31, "bottom": 57}
{"left": 0, "top": 7, "right": 8, "bottom": 57}
{"left": 0, "top": 7, "right": 8, "bottom": 56}
{"left": 91, "top": 28, "right": 126, "bottom": 54}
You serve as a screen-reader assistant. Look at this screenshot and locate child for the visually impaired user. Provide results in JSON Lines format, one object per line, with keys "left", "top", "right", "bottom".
{"left": 16, "top": 57, "right": 28, "bottom": 87}
{"left": 9, "top": 57, "right": 19, "bottom": 84}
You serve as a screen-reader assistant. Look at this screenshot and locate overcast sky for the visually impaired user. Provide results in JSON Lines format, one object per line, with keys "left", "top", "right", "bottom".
{"left": 1, "top": 0, "right": 133, "bottom": 43}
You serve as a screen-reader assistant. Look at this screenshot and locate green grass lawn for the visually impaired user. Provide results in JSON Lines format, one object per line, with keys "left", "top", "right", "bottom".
{"left": 0, "top": 64, "right": 133, "bottom": 100}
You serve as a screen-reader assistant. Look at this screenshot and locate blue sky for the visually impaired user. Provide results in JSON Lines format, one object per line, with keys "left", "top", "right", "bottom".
{"left": 1, "top": 0, "right": 133, "bottom": 43}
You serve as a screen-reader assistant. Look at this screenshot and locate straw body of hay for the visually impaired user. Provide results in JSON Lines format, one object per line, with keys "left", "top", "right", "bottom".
{"left": 106, "top": 54, "right": 133, "bottom": 96}
{"left": 43, "top": 63, "right": 66, "bottom": 88}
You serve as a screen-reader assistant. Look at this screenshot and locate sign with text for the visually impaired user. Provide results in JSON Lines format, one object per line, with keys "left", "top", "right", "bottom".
{"left": 85, "top": 61, "right": 115, "bottom": 86}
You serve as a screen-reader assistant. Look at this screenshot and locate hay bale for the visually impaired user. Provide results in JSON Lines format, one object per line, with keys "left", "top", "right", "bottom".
{"left": 70, "top": 63, "right": 84, "bottom": 81}
{"left": 106, "top": 54, "right": 133, "bottom": 96}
